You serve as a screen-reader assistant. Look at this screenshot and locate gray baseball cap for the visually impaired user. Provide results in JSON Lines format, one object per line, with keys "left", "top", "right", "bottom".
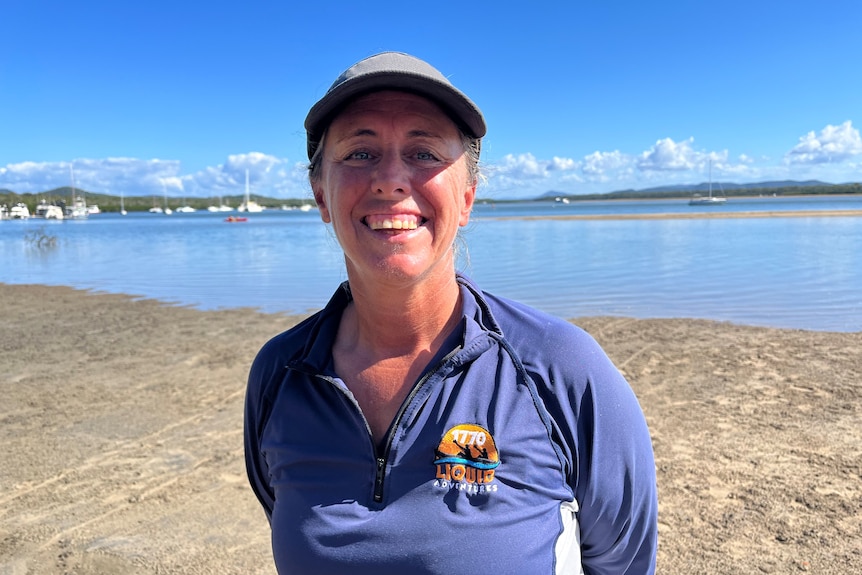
{"left": 304, "top": 52, "right": 486, "bottom": 160}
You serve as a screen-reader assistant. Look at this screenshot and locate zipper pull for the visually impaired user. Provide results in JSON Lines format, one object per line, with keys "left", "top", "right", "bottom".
{"left": 374, "top": 457, "right": 386, "bottom": 503}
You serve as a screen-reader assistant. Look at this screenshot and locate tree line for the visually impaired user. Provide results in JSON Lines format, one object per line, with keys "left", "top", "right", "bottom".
{"left": 0, "top": 187, "right": 313, "bottom": 213}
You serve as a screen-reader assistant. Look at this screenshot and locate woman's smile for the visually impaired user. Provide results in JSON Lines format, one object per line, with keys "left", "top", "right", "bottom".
{"left": 363, "top": 213, "right": 425, "bottom": 231}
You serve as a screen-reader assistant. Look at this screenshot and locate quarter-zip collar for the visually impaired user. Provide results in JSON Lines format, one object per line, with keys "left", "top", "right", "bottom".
{"left": 291, "top": 274, "right": 505, "bottom": 377}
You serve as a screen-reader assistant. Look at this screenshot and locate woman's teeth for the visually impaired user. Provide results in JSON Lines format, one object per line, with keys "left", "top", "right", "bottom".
{"left": 365, "top": 215, "right": 420, "bottom": 230}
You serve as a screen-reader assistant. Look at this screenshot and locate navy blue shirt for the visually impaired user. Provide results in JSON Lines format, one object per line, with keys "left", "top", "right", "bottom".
{"left": 245, "top": 275, "right": 657, "bottom": 574}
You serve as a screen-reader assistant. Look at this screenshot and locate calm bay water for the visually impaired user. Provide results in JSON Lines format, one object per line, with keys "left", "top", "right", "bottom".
{"left": 2, "top": 196, "right": 860, "bottom": 332}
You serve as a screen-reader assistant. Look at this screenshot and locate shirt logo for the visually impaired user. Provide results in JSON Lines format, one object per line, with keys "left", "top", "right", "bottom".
{"left": 433, "top": 424, "right": 500, "bottom": 494}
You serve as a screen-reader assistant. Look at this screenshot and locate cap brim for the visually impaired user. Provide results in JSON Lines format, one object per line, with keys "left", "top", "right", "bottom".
{"left": 305, "top": 71, "right": 485, "bottom": 160}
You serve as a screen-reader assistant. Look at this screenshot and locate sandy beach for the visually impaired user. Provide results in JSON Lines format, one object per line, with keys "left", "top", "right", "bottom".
{"left": 1, "top": 283, "right": 860, "bottom": 574}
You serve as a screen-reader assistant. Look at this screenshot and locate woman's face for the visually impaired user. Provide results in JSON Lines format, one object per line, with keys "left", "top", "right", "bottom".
{"left": 312, "top": 91, "right": 476, "bottom": 287}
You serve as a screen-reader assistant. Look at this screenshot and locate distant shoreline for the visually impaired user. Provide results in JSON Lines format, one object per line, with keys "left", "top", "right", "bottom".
{"left": 3, "top": 185, "right": 859, "bottom": 215}
{"left": 519, "top": 192, "right": 862, "bottom": 203}
{"left": 481, "top": 209, "right": 862, "bottom": 221}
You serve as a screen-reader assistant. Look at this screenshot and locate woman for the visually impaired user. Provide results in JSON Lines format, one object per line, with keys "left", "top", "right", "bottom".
{"left": 245, "top": 52, "right": 657, "bottom": 574}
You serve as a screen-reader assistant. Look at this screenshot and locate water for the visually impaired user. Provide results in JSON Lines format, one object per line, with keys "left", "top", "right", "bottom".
{"left": 2, "top": 196, "right": 860, "bottom": 332}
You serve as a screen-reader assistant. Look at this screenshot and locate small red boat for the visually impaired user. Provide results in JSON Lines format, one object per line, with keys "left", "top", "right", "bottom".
{"left": 224, "top": 216, "right": 248, "bottom": 223}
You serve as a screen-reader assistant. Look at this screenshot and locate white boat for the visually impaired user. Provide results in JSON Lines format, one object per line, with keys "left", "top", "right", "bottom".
{"left": 161, "top": 182, "right": 173, "bottom": 215}
{"left": 238, "top": 169, "right": 264, "bottom": 213}
{"left": 689, "top": 195, "right": 727, "bottom": 206}
{"left": 0, "top": 204, "right": 8, "bottom": 220}
{"left": 66, "top": 197, "right": 89, "bottom": 219}
{"left": 120, "top": 191, "right": 127, "bottom": 216}
{"left": 10, "top": 203, "right": 31, "bottom": 219}
{"left": 689, "top": 160, "right": 727, "bottom": 206}
{"left": 148, "top": 195, "right": 163, "bottom": 213}
{"left": 87, "top": 205, "right": 101, "bottom": 215}
{"left": 174, "top": 197, "right": 196, "bottom": 213}
{"left": 35, "top": 201, "right": 65, "bottom": 219}
{"left": 207, "top": 196, "right": 234, "bottom": 212}
{"left": 65, "top": 165, "right": 89, "bottom": 219}
{"left": 239, "top": 201, "right": 263, "bottom": 213}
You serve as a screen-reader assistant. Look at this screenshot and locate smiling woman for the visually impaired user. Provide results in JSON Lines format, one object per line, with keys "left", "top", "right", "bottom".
{"left": 311, "top": 90, "right": 475, "bottom": 291}
{"left": 244, "top": 52, "right": 658, "bottom": 575}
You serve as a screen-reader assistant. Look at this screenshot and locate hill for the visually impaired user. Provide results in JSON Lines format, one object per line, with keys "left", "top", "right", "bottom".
{"left": 538, "top": 181, "right": 861, "bottom": 202}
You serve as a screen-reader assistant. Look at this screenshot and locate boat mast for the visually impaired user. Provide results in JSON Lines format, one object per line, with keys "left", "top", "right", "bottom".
{"left": 70, "top": 164, "right": 76, "bottom": 205}
{"left": 161, "top": 180, "right": 172, "bottom": 215}
{"left": 708, "top": 159, "right": 713, "bottom": 199}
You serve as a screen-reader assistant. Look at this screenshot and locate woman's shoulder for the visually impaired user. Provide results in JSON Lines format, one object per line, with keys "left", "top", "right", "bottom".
{"left": 252, "top": 281, "right": 350, "bottom": 371}
{"left": 255, "top": 313, "right": 321, "bottom": 362}
{"left": 478, "top": 290, "right": 625, "bottom": 391}
{"left": 247, "top": 311, "right": 327, "bottom": 399}
{"left": 480, "top": 290, "right": 598, "bottom": 352}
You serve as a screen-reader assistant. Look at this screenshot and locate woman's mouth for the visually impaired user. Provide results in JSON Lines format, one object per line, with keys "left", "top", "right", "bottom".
{"left": 363, "top": 214, "right": 425, "bottom": 231}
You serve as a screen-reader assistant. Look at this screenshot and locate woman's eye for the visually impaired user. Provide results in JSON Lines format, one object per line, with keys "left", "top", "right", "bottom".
{"left": 348, "top": 151, "right": 371, "bottom": 160}
{"left": 416, "top": 151, "right": 438, "bottom": 161}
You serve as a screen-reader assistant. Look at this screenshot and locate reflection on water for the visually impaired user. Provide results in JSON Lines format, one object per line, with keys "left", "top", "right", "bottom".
{"left": 2, "top": 197, "right": 861, "bottom": 332}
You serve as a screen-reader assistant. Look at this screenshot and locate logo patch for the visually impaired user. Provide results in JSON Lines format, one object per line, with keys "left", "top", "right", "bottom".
{"left": 433, "top": 424, "right": 499, "bottom": 494}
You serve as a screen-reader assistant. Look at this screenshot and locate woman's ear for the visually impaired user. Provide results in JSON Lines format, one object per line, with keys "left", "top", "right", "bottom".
{"left": 312, "top": 185, "right": 331, "bottom": 223}
{"left": 459, "top": 184, "right": 476, "bottom": 227}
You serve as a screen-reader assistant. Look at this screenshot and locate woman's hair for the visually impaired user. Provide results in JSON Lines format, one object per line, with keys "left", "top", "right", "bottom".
{"left": 308, "top": 130, "right": 481, "bottom": 188}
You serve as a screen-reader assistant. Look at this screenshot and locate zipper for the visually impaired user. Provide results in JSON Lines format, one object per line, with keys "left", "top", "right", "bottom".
{"left": 371, "top": 344, "right": 463, "bottom": 503}
{"left": 374, "top": 457, "right": 386, "bottom": 502}
{"left": 305, "top": 342, "right": 464, "bottom": 505}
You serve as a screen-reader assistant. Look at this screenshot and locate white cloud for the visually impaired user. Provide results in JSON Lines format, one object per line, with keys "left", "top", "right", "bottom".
{"left": 637, "top": 137, "right": 697, "bottom": 171}
{"left": 582, "top": 150, "right": 628, "bottom": 175}
{"left": 491, "top": 153, "right": 580, "bottom": 180}
{"left": 496, "top": 153, "right": 547, "bottom": 178}
{"left": 0, "top": 153, "right": 312, "bottom": 199}
{"left": 549, "top": 156, "right": 578, "bottom": 171}
{"left": 480, "top": 140, "right": 778, "bottom": 198}
{"left": 785, "top": 120, "right": 862, "bottom": 164}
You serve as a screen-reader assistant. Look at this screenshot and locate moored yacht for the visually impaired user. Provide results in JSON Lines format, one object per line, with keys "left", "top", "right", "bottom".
{"left": 10, "top": 203, "right": 31, "bottom": 219}
{"left": 35, "top": 201, "right": 65, "bottom": 219}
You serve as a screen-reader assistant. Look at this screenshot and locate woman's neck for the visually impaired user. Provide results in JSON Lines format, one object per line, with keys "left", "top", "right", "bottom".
{"left": 340, "top": 271, "right": 462, "bottom": 358}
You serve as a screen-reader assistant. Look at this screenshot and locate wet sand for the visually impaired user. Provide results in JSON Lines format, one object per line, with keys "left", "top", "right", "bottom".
{"left": 1, "top": 284, "right": 860, "bottom": 574}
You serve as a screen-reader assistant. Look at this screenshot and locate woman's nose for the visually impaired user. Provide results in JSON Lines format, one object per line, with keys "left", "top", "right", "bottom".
{"left": 372, "top": 153, "right": 409, "bottom": 195}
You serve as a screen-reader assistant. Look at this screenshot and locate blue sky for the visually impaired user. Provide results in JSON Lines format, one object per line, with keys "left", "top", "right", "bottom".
{"left": 2, "top": 0, "right": 860, "bottom": 200}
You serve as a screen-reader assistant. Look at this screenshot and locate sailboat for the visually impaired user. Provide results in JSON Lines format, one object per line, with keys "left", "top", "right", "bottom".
{"left": 148, "top": 196, "right": 164, "bottom": 213}
{"left": 689, "top": 160, "right": 727, "bottom": 205}
{"left": 237, "top": 169, "right": 263, "bottom": 213}
{"left": 161, "top": 181, "right": 173, "bottom": 215}
{"left": 66, "top": 164, "right": 89, "bottom": 219}
{"left": 176, "top": 199, "right": 197, "bottom": 213}
{"left": 120, "top": 190, "right": 127, "bottom": 216}
{"left": 207, "top": 196, "right": 234, "bottom": 212}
